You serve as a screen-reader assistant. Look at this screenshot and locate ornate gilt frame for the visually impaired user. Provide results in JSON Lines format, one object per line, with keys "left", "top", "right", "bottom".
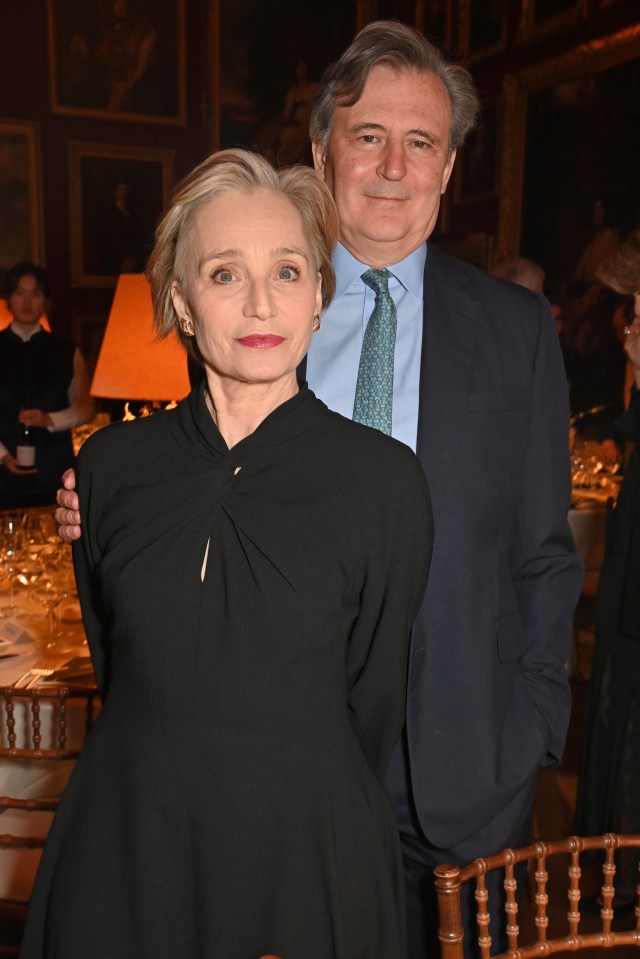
{"left": 0, "top": 118, "right": 44, "bottom": 270}
{"left": 68, "top": 140, "right": 175, "bottom": 288}
{"left": 497, "top": 24, "right": 640, "bottom": 259}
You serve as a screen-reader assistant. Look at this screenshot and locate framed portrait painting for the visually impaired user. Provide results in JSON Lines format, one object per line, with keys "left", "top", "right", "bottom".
{"left": 47, "top": 0, "right": 186, "bottom": 124}
{"left": 68, "top": 141, "right": 174, "bottom": 288}
{"left": 210, "top": 0, "right": 360, "bottom": 161}
{"left": 0, "top": 119, "right": 44, "bottom": 285}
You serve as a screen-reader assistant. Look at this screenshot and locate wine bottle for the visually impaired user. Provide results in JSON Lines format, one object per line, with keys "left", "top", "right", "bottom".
{"left": 16, "top": 420, "right": 36, "bottom": 468}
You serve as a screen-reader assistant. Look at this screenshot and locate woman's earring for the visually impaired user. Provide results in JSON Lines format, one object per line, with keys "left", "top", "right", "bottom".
{"left": 312, "top": 314, "right": 321, "bottom": 332}
{"left": 181, "top": 318, "right": 195, "bottom": 336}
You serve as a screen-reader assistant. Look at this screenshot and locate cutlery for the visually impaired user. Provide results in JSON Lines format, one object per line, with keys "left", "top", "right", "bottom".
{"left": 25, "top": 668, "right": 56, "bottom": 689}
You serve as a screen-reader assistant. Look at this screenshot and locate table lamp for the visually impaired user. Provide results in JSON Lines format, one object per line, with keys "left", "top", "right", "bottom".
{"left": 90, "top": 274, "right": 191, "bottom": 402}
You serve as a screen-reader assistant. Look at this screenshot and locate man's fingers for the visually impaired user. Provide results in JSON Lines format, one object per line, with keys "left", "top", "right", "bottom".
{"left": 62, "top": 468, "right": 77, "bottom": 490}
{"left": 54, "top": 506, "right": 80, "bottom": 527}
{"left": 56, "top": 488, "right": 79, "bottom": 510}
{"left": 57, "top": 523, "right": 81, "bottom": 544}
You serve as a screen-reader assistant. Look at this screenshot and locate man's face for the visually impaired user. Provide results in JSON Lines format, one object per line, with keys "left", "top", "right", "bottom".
{"left": 312, "top": 65, "right": 456, "bottom": 267}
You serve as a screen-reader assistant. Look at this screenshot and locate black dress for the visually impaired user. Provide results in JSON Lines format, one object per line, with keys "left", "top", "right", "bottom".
{"left": 20, "top": 384, "right": 433, "bottom": 959}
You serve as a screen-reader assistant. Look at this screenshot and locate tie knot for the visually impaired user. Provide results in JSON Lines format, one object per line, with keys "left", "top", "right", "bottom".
{"left": 361, "top": 268, "right": 392, "bottom": 297}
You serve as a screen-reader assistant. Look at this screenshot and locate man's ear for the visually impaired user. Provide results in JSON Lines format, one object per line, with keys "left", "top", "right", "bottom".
{"left": 311, "top": 140, "right": 326, "bottom": 178}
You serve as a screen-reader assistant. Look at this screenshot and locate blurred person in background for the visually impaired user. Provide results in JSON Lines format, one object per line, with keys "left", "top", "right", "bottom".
{"left": 0, "top": 262, "right": 95, "bottom": 508}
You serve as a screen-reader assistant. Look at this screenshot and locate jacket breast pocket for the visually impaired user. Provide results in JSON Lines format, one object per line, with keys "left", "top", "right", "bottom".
{"left": 496, "top": 611, "right": 526, "bottom": 663}
{"left": 468, "top": 387, "right": 528, "bottom": 412}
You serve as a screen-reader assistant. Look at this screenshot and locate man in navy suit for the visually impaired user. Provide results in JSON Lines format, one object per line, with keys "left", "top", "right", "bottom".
{"left": 57, "top": 21, "right": 582, "bottom": 957}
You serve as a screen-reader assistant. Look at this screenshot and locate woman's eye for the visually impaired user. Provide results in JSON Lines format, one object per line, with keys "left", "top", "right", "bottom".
{"left": 278, "top": 266, "right": 298, "bottom": 280}
{"left": 214, "top": 270, "right": 234, "bottom": 283}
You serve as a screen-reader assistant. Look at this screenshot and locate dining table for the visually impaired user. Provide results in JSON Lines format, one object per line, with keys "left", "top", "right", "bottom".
{"left": 0, "top": 507, "right": 99, "bottom": 905}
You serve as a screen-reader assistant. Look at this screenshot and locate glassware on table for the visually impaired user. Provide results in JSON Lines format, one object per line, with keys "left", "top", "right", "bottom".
{"left": 33, "top": 576, "right": 64, "bottom": 647}
{"left": 0, "top": 512, "right": 28, "bottom": 618}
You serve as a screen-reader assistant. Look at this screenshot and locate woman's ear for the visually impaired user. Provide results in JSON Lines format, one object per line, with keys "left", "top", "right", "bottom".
{"left": 171, "top": 282, "right": 195, "bottom": 335}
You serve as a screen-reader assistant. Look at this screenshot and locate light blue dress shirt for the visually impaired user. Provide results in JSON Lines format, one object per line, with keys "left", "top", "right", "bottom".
{"left": 306, "top": 243, "right": 425, "bottom": 451}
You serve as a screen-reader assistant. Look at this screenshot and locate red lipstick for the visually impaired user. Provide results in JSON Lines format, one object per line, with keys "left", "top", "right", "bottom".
{"left": 236, "top": 334, "right": 285, "bottom": 348}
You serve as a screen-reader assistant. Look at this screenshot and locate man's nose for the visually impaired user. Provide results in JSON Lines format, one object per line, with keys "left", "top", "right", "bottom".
{"left": 378, "top": 142, "right": 406, "bottom": 180}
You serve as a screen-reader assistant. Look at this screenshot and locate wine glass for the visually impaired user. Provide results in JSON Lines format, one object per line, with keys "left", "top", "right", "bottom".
{"left": 33, "top": 575, "right": 64, "bottom": 647}
{"left": 0, "top": 512, "right": 27, "bottom": 618}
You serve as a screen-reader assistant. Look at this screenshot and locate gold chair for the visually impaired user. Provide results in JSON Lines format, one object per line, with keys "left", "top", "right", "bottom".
{"left": 0, "top": 683, "right": 99, "bottom": 954}
{"left": 435, "top": 833, "right": 640, "bottom": 959}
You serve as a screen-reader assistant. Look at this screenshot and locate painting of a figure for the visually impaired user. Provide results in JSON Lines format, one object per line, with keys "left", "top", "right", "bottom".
{"left": 216, "top": 0, "right": 357, "bottom": 165}
{"left": 47, "top": 0, "right": 185, "bottom": 123}
{"left": 69, "top": 142, "right": 174, "bottom": 288}
{"left": 0, "top": 121, "right": 43, "bottom": 288}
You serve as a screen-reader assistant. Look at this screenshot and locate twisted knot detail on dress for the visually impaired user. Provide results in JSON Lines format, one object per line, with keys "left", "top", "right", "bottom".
{"left": 352, "top": 269, "right": 397, "bottom": 436}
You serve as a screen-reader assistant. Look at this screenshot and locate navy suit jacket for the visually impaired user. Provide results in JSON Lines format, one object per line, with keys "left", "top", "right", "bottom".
{"left": 405, "top": 244, "right": 583, "bottom": 849}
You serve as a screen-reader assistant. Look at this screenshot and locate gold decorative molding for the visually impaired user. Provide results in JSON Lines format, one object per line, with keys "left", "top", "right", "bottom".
{"left": 497, "top": 24, "right": 640, "bottom": 259}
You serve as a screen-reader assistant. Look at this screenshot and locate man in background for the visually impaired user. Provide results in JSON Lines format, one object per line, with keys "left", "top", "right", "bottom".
{"left": 57, "top": 21, "right": 583, "bottom": 957}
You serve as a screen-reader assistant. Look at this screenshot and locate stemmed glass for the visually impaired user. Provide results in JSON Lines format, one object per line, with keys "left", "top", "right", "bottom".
{"left": 32, "top": 545, "right": 65, "bottom": 647}
{"left": 0, "top": 512, "right": 27, "bottom": 618}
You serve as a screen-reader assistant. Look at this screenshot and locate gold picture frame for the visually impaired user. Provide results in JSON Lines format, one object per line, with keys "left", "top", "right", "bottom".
{"left": 68, "top": 141, "right": 174, "bottom": 289}
{"left": 47, "top": 0, "right": 186, "bottom": 125}
{"left": 0, "top": 119, "right": 44, "bottom": 279}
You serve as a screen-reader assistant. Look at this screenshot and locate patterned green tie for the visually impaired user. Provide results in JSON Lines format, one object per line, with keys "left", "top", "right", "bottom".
{"left": 352, "top": 268, "right": 397, "bottom": 435}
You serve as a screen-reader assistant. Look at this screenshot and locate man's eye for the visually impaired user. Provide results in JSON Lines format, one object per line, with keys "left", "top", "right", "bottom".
{"left": 360, "top": 135, "right": 378, "bottom": 144}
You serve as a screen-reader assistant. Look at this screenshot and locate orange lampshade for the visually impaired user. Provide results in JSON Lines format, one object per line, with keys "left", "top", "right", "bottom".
{"left": 91, "top": 274, "right": 191, "bottom": 401}
{"left": 0, "top": 298, "right": 51, "bottom": 331}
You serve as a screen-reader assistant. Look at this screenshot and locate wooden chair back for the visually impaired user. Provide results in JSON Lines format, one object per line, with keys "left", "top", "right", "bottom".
{"left": 0, "top": 684, "right": 99, "bottom": 952}
{"left": 0, "top": 684, "right": 98, "bottom": 761}
{"left": 435, "top": 833, "right": 640, "bottom": 959}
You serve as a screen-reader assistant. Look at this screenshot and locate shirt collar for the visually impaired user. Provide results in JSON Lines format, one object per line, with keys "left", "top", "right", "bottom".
{"left": 9, "top": 321, "right": 46, "bottom": 342}
{"left": 332, "top": 242, "right": 426, "bottom": 303}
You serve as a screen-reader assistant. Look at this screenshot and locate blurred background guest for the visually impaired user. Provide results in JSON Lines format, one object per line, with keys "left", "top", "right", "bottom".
{"left": 489, "top": 255, "right": 545, "bottom": 294}
{"left": 0, "top": 262, "right": 95, "bottom": 509}
{"left": 574, "top": 232, "right": 640, "bottom": 907}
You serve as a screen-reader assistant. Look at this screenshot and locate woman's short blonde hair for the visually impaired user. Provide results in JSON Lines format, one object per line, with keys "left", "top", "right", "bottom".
{"left": 146, "top": 148, "right": 339, "bottom": 361}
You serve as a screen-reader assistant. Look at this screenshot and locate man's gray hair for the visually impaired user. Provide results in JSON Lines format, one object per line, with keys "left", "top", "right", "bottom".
{"left": 310, "top": 20, "right": 480, "bottom": 155}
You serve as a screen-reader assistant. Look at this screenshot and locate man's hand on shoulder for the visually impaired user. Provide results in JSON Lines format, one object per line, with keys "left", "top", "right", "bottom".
{"left": 55, "top": 469, "right": 82, "bottom": 542}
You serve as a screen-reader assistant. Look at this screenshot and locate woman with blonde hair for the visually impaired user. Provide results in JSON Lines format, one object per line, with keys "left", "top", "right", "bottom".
{"left": 20, "top": 149, "right": 432, "bottom": 959}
